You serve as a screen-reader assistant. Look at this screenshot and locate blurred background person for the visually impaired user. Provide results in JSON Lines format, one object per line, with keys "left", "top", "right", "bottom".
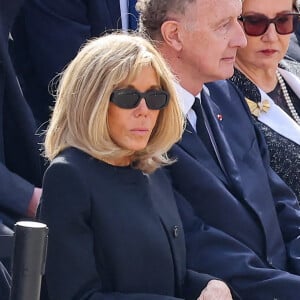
{"left": 286, "top": 26, "right": 300, "bottom": 62}
{"left": 230, "top": 0, "right": 300, "bottom": 200}
{"left": 10, "top": 0, "right": 138, "bottom": 130}
{"left": 40, "top": 33, "right": 233, "bottom": 300}
{"left": 0, "top": 0, "right": 42, "bottom": 233}
{"left": 287, "top": 1, "right": 300, "bottom": 62}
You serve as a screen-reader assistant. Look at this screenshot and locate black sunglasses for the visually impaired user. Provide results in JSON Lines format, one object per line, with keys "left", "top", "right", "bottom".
{"left": 110, "top": 88, "right": 170, "bottom": 110}
{"left": 238, "top": 13, "right": 300, "bottom": 36}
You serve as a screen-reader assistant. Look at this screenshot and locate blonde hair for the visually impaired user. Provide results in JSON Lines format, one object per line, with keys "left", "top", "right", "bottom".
{"left": 44, "top": 33, "right": 184, "bottom": 173}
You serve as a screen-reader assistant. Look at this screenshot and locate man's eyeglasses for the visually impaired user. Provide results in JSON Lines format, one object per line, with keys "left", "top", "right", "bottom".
{"left": 238, "top": 13, "right": 300, "bottom": 36}
{"left": 110, "top": 88, "right": 169, "bottom": 110}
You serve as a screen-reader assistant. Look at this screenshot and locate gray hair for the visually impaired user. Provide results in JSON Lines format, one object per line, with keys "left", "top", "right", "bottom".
{"left": 136, "top": 0, "right": 197, "bottom": 40}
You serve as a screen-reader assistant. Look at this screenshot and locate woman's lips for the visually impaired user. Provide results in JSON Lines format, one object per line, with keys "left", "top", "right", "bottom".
{"left": 260, "top": 49, "right": 277, "bottom": 55}
{"left": 130, "top": 128, "right": 149, "bottom": 136}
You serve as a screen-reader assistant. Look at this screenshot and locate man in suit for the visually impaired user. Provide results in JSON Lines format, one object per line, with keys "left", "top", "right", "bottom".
{"left": 10, "top": 0, "right": 137, "bottom": 129}
{"left": 0, "top": 0, "right": 42, "bottom": 231}
{"left": 137, "top": 0, "right": 300, "bottom": 299}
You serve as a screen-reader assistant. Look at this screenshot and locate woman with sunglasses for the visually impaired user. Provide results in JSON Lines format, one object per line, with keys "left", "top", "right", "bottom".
{"left": 39, "top": 33, "right": 233, "bottom": 300}
{"left": 230, "top": 0, "right": 300, "bottom": 200}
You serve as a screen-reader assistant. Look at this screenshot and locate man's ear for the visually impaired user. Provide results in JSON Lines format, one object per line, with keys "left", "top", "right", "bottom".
{"left": 161, "top": 21, "right": 183, "bottom": 52}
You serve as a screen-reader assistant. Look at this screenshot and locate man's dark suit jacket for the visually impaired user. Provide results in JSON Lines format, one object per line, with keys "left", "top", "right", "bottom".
{"left": 168, "top": 80, "right": 300, "bottom": 300}
{"left": 0, "top": 0, "right": 42, "bottom": 228}
{"left": 10, "top": 0, "right": 123, "bottom": 127}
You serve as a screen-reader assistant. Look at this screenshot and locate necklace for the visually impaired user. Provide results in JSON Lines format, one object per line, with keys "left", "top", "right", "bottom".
{"left": 276, "top": 69, "right": 300, "bottom": 125}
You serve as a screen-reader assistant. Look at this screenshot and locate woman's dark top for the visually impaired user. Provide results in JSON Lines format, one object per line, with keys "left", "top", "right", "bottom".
{"left": 39, "top": 147, "right": 212, "bottom": 300}
{"left": 230, "top": 68, "right": 300, "bottom": 200}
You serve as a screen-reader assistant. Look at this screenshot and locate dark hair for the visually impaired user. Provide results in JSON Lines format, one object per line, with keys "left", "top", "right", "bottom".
{"left": 136, "top": 0, "right": 197, "bottom": 39}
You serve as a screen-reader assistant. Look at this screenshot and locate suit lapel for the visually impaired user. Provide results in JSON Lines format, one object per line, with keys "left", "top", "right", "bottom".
{"left": 200, "top": 91, "right": 244, "bottom": 199}
{"left": 178, "top": 121, "right": 228, "bottom": 184}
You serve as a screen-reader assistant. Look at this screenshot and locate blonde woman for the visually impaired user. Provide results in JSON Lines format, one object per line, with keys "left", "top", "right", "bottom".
{"left": 40, "top": 33, "right": 232, "bottom": 300}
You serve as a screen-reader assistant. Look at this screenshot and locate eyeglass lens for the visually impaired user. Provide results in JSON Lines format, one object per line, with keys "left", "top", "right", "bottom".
{"left": 239, "top": 13, "right": 300, "bottom": 36}
{"left": 110, "top": 89, "right": 170, "bottom": 110}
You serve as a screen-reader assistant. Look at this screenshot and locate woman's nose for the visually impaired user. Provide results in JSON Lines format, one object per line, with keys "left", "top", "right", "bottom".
{"left": 134, "top": 98, "right": 149, "bottom": 115}
{"left": 262, "top": 23, "right": 279, "bottom": 41}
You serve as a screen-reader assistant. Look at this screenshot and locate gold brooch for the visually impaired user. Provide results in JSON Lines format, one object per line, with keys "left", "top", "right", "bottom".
{"left": 245, "top": 98, "right": 271, "bottom": 117}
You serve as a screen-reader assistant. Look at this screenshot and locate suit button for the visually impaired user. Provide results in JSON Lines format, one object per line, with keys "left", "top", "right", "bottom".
{"left": 173, "top": 225, "right": 179, "bottom": 238}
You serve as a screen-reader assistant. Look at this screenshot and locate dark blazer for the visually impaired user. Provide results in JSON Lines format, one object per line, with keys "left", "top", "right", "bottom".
{"left": 0, "top": 261, "right": 10, "bottom": 300}
{"left": 168, "top": 80, "right": 300, "bottom": 299}
{"left": 10, "top": 0, "right": 123, "bottom": 127}
{"left": 40, "top": 148, "right": 215, "bottom": 300}
{"left": 0, "top": 0, "right": 42, "bottom": 228}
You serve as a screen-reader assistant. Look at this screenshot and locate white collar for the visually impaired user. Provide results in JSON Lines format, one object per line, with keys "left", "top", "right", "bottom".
{"left": 174, "top": 82, "right": 196, "bottom": 116}
{"left": 174, "top": 82, "right": 210, "bottom": 115}
{"left": 256, "top": 71, "right": 300, "bottom": 145}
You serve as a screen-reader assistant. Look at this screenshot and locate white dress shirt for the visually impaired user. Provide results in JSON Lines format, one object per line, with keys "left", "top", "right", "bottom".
{"left": 174, "top": 82, "right": 206, "bottom": 132}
